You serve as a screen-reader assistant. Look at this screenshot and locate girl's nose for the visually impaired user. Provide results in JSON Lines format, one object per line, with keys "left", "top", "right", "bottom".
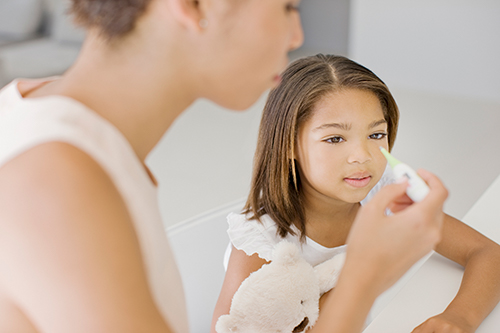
{"left": 347, "top": 143, "right": 372, "bottom": 164}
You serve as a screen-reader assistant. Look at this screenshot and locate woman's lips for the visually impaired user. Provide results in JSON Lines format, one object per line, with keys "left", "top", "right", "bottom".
{"left": 344, "top": 176, "right": 372, "bottom": 188}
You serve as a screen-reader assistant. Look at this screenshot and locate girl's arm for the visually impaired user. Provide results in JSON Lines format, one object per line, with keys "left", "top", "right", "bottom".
{"left": 412, "top": 214, "right": 500, "bottom": 333}
{"left": 210, "top": 247, "right": 269, "bottom": 333}
{"left": 0, "top": 143, "right": 175, "bottom": 333}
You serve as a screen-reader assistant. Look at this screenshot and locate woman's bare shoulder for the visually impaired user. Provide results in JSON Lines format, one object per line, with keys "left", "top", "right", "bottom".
{"left": 0, "top": 142, "right": 169, "bottom": 332}
{"left": 0, "top": 141, "right": 125, "bottom": 227}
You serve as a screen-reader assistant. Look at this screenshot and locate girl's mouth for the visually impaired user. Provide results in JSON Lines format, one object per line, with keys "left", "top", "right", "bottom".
{"left": 343, "top": 176, "right": 372, "bottom": 188}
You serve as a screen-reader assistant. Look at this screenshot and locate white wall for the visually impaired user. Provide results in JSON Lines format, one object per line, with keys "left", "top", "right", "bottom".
{"left": 299, "top": 0, "right": 350, "bottom": 55}
{"left": 350, "top": 0, "right": 500, "bottom": 104}
{"left": 147, "top": 96, "right": 266, "bottom": 227}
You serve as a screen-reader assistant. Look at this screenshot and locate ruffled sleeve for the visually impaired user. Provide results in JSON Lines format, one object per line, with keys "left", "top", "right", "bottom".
{"left": 226, "top": 212, "right": 277, "bottom": 262}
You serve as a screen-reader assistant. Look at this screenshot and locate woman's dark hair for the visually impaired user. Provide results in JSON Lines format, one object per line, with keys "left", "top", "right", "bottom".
{"left": 243, "top": 54, "right": 400, "bottom": 240}
{"left": 70, "top": 0, "right": 152, "bottom": 40}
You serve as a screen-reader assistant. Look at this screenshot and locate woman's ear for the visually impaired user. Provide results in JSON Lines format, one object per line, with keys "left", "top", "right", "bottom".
{"left": 168, "top": 0, "right": 208, "bottom": 32}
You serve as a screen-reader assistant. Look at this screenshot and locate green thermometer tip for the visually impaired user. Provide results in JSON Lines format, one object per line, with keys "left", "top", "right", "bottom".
{"left": 379, "top": 147, "right": 402, "bottom": 169}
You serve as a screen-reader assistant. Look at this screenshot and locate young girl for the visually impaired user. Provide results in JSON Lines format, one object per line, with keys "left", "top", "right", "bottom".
{"left": 212, "top": 54, "right": 500, "bottom": 332}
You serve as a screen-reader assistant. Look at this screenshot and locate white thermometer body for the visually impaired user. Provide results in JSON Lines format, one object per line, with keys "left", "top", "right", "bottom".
{"left": 380, "top": 148, "right": 430, "bottom": 202}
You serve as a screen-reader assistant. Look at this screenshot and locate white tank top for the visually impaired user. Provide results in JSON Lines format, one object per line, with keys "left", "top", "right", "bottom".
{"left": 0, "top": 79, "right": 189, "bottom": 333}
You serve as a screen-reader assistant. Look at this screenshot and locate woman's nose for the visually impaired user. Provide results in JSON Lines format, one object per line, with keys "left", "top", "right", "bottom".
{"left": 289, "top": 13, "right": 304, "bottom": 52}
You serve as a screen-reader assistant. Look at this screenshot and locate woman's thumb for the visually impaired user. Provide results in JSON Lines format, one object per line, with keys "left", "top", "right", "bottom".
{"left": 364, "top": 181, "right": 409, "bottom": 214}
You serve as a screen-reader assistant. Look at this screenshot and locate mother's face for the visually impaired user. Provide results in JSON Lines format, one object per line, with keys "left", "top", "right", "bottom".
{"left": 199, "top": 0, "right": 304, "bottom": 111}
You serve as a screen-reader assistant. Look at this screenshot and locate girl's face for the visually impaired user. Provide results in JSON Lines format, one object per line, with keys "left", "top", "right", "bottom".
{"left": 295, "top": 89, "right": 390, "bottom": 206}
{"left": 201, "top": 0, "right": 304, "bottom": 110}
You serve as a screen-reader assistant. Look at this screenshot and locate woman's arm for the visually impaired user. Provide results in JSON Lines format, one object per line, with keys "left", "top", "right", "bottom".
{"left": 0, "top": 143, "right": 174, "bottom": 333}
{"left": 412, "top": 214, "right": 500, "bottom": 333}
{"left": 309, "top": 170, "right": 447, "bottom": 333}
{"left": 210, "top": 246, "right": 268, "bottom": 333}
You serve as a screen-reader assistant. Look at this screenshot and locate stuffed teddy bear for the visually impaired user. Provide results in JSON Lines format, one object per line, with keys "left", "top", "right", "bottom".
{"left": 216, "top": 241, "right": 346, "bottom": 333}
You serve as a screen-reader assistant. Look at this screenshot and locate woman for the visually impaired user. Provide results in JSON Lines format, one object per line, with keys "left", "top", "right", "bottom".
{"left": 0, "top": 0, "right": 447, "bottom": 332}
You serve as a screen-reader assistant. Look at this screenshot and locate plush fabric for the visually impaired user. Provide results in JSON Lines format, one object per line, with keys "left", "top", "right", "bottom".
{"left": 216, "top": 241, "right": 345, "bottom": 333}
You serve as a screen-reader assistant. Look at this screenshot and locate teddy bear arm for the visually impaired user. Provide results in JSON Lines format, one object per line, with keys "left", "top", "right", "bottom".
{"left": 314, "top": 252, "right": 346, "bottom": 294}
{"left": 215, "top": 314, "right": 240, "bottom": 333}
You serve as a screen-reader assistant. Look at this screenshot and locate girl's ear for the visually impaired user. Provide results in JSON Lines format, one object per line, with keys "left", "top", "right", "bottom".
{"left": 168, "top": 0, "right": 208, "bottom": 32}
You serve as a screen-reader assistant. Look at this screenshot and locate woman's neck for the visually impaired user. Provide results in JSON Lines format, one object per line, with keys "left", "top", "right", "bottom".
{"left": 25, "top": 32, "right": 198, "bottom": 162}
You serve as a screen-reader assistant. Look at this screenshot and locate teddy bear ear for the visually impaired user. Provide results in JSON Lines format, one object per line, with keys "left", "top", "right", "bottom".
{"left": 272, "top": 240, "right": 301, "bottom": 265}
{"left": 215, "top": 314, "right": 239, "bottom": 333}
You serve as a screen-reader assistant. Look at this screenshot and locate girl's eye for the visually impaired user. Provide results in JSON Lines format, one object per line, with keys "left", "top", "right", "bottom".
{"left": 325, "top": 136, "right": 345, "bottom": 144}
{"left": 369, "top": 133, "right": 388, "bottom": 140}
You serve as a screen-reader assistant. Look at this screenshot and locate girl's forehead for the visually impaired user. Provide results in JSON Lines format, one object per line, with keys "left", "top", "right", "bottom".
{"left": 306, "top": 89, "right": 384, "bottom": 126}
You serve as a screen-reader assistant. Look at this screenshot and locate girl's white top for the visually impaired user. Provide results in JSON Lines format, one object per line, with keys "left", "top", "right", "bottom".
{"left": 0, "top": 79, "right": 189, "bottom": 333}
{"left": 224, "top": 164, "right": 395, "bottom": 270}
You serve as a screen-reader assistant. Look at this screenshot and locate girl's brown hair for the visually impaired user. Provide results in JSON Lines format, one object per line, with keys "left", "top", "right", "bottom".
{"left": 70, "top": 0, "right": 152, "bottom": 40}
{"left": 243, "top": 54, "right": 399, "bottom": 240}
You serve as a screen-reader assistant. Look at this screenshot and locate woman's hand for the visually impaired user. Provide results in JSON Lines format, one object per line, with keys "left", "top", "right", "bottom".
{"left": 310, "top": 170, "right": 449, "bottom": 333}
{"left": 412, "top": 312, "right": 475, "bottom": 333}
{"left": 345, "top": 169, "right": 448, "bottom": 296}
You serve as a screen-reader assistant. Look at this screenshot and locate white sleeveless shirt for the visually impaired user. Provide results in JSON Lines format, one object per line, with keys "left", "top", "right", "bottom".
{"left": 0, "top": 79, "right": 189, "bottom": 333}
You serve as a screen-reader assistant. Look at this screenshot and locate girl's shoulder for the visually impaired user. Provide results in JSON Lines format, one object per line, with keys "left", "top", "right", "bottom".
{"left": 227, "top": 212, "right": 294, "bottom": 262}
{"left": 225, "top": 212, "right": 348, "bottom": 268}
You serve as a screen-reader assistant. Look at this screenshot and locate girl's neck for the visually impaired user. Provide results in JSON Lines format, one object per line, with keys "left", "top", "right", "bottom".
{"left": 302, "top": 199, "right": 360, "bottom": 248}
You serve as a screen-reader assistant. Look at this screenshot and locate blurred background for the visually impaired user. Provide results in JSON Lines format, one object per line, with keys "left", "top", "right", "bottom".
{"left": 1, "top": 0, "right": 499, "bottom": 228}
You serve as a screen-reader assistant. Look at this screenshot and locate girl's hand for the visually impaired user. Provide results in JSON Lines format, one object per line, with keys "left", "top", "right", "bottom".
{"left": 412, "top": 312, "right": 475, "bottom": 333}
